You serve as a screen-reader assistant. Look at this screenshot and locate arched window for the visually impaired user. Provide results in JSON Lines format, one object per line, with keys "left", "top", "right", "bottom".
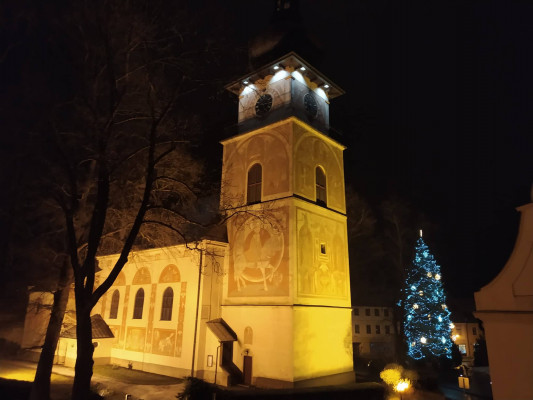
{"left": 160, "top": 287, "right": 174, "bottom": 321}
{"left": 133, "top": 288, "right": 144, "bottom": 319}
{"left": 247, "top": 164, "right": 262, "bottom": 204}
{"left": 109, "top": 290, "right": 120, "bottom": 319}
{"left": 316, "top": 166, "right": 327, "bottom": 206}
{"left": 244, "top": 326, "right": 253, "bottom": 345}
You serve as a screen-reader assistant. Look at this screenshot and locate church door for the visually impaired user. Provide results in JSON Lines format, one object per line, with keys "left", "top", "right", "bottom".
{"left": 243, "top": 355, "right": 253, "bottom": 385}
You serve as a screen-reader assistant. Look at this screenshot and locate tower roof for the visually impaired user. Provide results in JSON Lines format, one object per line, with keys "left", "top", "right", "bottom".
{"left": 225, "top": 52, "right": 344, "bottom": 100}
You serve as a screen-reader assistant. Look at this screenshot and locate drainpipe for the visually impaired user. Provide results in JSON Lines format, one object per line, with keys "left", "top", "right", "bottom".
{"left": 191, "top": 247, "right": 203, "bottom": 377}
{"left": 214, "top": 344, "right": 220, "bottom": 384}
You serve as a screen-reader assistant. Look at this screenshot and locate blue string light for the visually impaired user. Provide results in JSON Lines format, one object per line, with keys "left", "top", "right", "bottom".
{"left": 403, "top": 237, "right": 453, "bottom": 360}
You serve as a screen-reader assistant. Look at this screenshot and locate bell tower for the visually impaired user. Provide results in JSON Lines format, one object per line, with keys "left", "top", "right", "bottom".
{"left": 220, "top": 52, "right": 353, "bottom": 387}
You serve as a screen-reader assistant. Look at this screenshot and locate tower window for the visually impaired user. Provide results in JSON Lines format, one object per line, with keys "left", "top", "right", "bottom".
{"left": 133, "top": 288, "right": 144, "bottom": 319}
{"left": 316, "top": 167, "right": 326, "bottom": 206}
{"left": 160, "top": 287, "right": 173, "bottom": 321}
{"left": 247, "top": 164, "right": 262, "bottom": 204}
{"left": 109, "top": 290, "right": 120, "bottom": 319}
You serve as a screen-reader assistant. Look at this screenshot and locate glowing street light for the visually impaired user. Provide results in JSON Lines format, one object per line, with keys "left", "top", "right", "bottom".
{"left": 395, "top": 379, "right": 411, "bottom": 400}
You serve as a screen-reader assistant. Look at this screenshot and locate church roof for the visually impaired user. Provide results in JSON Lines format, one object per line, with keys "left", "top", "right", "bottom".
{"left": 60, "top": 314, "right": 114, "bottom": 339}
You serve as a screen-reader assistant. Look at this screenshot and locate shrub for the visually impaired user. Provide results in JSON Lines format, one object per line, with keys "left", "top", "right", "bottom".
{"left": 177, "top": 377, "right": 217, "bottom": 400}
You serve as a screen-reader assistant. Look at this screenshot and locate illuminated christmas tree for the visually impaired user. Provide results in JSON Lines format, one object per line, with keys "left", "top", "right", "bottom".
{"left": 403, "top": 233, "right": 453, "bottom": 360}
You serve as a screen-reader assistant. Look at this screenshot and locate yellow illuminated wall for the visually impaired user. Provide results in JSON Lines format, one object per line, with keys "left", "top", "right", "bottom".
{"left": 221, "top": 118, "right": 350, "bottom": 305}
{"left": 220, "top": 116, "right": 353, "bottom": 386}
{"left": 296, "top": 204, "right": 350, "bottom": 305}
{"left": 293, "top": 122, "right": 346, "bottom": 213}
{"left": 293, "top": 307, "right": 353, "bottom": 380}
{"left": 226, "top": 206, "right": 290, "bottom": 298}
{"left": 94, "top": 241, "right": 226, "bottom": 378}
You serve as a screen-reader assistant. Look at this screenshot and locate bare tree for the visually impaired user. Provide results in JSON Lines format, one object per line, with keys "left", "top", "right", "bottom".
{"left": 380, "top": 196, "right": 419, "bottom": 363}
{"left": 16, "top": 2, "right": 232, "bottom": 399}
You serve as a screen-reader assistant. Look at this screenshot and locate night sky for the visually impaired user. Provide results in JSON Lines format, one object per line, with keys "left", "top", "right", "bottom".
{"left": 1, "top": 0, "right": 532, "bottom": 307}
{"left": 219, "top": 0, "right": 533, "bottom": 301}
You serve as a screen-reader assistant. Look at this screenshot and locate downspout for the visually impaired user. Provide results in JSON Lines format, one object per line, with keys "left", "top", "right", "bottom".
{"left": 191, "top": 247, "right": 203, "bottom": 377}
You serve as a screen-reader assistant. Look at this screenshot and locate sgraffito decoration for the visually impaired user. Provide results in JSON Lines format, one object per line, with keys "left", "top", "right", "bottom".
{"left": 174, "top": 282, "right": 187, "bottom": 357}
{"left": 297, "top": 208, "right": 349, "bottom": 299}
{"left": 228, "top": 208, "right": 289, "bottom": 297}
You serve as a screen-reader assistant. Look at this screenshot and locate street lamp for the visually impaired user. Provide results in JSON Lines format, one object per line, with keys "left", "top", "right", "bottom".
{"left": 395, "top": 379, "right": 410, "bottom": 400}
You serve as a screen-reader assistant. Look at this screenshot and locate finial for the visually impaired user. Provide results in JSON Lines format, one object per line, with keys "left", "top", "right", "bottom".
{"left": 419, "top": 229, "right": 423, "bottom": 238}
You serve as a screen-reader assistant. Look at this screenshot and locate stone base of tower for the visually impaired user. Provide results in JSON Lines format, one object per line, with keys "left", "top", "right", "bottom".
{"left": 220, "top": 305, "right": 354, "bottom": 388}
{"left": 254, "top": 370, "right": 356, "bottom": 389}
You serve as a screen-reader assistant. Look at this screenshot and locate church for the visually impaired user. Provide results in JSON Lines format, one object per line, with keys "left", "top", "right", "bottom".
{"left": 22, "top": 50, "right": 354, "bottom": 388}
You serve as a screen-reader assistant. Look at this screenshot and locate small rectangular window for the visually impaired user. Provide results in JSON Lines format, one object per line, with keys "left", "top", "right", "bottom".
{"left": 353, "top": 308, "right": 359, "bottom": 316}
{"left": 365, "top": 308, "right": 371, "bottom": 316}
{"left": 355, "top": 324, "right": 360, "bottom": 334}
{"left": 374, "top": 309, "right": 380, "bottom": 317}
{"left": 458, "top": 344, "right": 467, "bottom": 355}
{"left": 375, "top": 325, "right": 381, "bottom": 334}
{"left": 320, "top": 243, "right": 326, "bottom": 254}
{"left": 366, "top": 325, "right": 371, "bottom": 334}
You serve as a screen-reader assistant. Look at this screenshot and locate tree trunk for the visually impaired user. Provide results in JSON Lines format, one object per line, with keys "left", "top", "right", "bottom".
{"left": 30, "top": 261, "right": 73, "bottom": 400}
{"left": 71, "top": 308, "right": 94, "bottom": 400}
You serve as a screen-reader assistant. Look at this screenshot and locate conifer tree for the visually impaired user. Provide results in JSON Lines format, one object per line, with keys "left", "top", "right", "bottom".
{"left": 403, "top": 234, "right": 453, "bottom": 360}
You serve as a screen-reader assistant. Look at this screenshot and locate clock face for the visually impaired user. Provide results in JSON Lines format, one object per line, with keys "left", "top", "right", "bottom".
{"left": 255, "top": 94, "right": 273, "bottom": 116}
{"left": 304, "top": 93, "right": 318, "bottom": 117}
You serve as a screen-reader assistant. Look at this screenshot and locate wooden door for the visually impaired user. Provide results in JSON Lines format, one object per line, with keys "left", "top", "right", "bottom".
{"left": 243, "top": 355, "right": 252, "bottom": 386}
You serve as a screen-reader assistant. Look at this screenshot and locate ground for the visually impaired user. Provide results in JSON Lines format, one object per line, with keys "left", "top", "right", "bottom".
{"left": 0, "top": 357, "right": 492, "bottom": 400}
{"left": 355, "top": 360, "right": 493, "bottom": 400}
{"left": 0, "top": 359, "right": 185, "bottom": 400}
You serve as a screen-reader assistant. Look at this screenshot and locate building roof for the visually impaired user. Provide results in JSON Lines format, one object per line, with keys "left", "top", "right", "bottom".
{"left": 201, "top": 223, "right": 228, "bottom": 243}
{"left": 206, "top": 318, "right": 237, "bottom": 342}
{"left": 60, "top": 314, "right": 114, "bottom": 339}
{"left": 225, "top": 52, "right": 344, "bottom": 99}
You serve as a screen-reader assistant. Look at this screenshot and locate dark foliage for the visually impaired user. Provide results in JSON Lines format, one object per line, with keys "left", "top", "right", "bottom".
{"left": 474, "top": 338, "right": 489, "bottom": 367}
{"left": 177, "top": 377, "right": 219, "bottom": 400}
{"left": 0, "top": 338, "right": 21, "bottom": 357}
{"left": 177, "top": 376, "right": 385, "bottom": 400}
{"left": 0, "top": 378, "right": 31, "bottom": 400}
{"left": 451, "top": 343, "right": 463, "bottom": 367}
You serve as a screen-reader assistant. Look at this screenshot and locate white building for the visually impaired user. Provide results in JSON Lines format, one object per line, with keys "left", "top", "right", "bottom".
{"left": 352, "top": 306, "right": 395, "bottom": 359}
{"left": 475, "top": 196, "right": 533, "bottom": 400}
